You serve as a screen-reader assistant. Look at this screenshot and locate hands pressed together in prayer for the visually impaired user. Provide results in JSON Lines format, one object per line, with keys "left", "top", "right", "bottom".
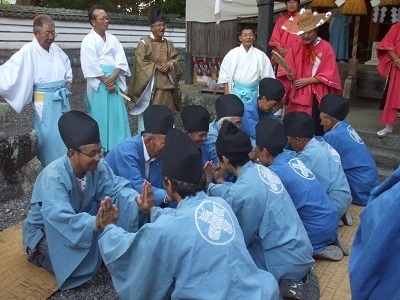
{"left": 97, "top": 196, "right": 118, "bottom": 231}
{"left": 156, "top": 62, "right": 170, "bottom": 73}
{"left": 203, "top": 161, "right": 227, "bottom": 187}
{"left": 135, "top": 180, "right": 155, "bottom": 214}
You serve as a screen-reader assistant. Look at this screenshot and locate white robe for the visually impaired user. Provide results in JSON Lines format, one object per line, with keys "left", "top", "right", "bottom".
{"left": 218, "top": 44, "right": 275, "bottom": 93}
{"left": 0, "top": 37, "right": 72, "bottom": 115}
{"left": 80, "top": 29, "right": 130, "bottom": 98}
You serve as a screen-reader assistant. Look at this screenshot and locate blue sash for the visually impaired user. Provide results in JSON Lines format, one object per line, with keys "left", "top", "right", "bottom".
{"left": 233, "top": 80, "right": 259, "bottom": 103}
{"left": 84, "top": 65, "right": 130, "bottom": 152}
{"left": 33, "top": 79, "right": 71, "bottom": 166}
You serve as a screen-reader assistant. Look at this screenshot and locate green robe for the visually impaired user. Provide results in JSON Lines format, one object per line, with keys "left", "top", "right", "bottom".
{"left": 128, "top": 36, "right": 182, "bottom": 114}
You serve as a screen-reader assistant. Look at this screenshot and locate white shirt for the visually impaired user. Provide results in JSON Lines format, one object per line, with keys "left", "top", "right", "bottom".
{"left": 218, "top": 44, "right": 275, "bottom": 93}
{"left": 142, "top": 137, "right": 156, "bottom": 179}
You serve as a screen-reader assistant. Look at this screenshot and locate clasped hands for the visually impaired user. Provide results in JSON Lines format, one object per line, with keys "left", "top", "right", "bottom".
{"left": 203, "top": 161, "right": 226, "bottom": 188}
{"left": 286, "top": 74, "right": 314, "bottom": 89}
{"left": 156, "top": 62, "right": 170, "bottom": 73}
{"left": 96, "top": 180, "right": 155, "bottom": 230}
{"left": 102, "top": 74, "right": 118, "bottom": 93}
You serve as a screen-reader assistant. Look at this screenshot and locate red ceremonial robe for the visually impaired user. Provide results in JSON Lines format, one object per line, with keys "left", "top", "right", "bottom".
{"left": 269, "top": 14, "right": 300, "bottom": 50}
{"left": 376, "top": 22, "right": 400, "bottom": 125}
{"left": 277, "top": 38, "right": 342, "bottom": 116}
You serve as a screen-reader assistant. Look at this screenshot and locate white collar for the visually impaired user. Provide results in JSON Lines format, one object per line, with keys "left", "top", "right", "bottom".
{"left": 142, "top": 136, "right": 151, "bottom": 162}
{"left": 150, "top": 33, "right": 165, "bottom": 41}
{"left": 331, "top": 121, "right": 341, "bottom": 130}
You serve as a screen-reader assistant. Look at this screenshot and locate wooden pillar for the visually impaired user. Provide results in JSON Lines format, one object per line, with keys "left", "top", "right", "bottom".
{"left": 257, "top": 0, "right": 274, "bottom": 55}
{"left": 343, "top": 58, "right": 358, "bottom": 100}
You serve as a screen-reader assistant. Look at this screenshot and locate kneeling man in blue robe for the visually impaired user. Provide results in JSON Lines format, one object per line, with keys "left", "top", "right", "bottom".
{"left": 22, "top": 111, "right": 142, "bottom": 290}
{"left": 105, "top": 105, "right": 174, "bottom": 206}
{"left": 207, "top": 94, "right": 244, "bottom": 144}
{"left": 283, "top": 112, "right": 352, "bottom": 225}
{"left": 181, "top": 105, "right": 217, "bottom": 167}
{"left": 254, "top": 118, "right": 346, "bottom": 261}
{"left": 208, "top": 122, "right": 319, "bottom": 299}
{"left": 241, "top": 77, "right": 284, "bottom": 142}
{"left": 97, "top": 129, "right": 280, "bottom": 299}
{"left": 319, "top": 94, "right": 379, "bottom": 206}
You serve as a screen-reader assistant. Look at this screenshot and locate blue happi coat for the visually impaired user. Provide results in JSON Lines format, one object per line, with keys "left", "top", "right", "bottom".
{"left": 297, "top": 138, "right": 352, "bottom": 219}
{"left": 241, "top": 98, "right": 280, "bottom": 141}
{"left": 22, "top": 155, "right": 141, "bottom": 290}
{"left": 199, "top": 139, "right": 218, "bottom": 166}
{"left": 207, "top": 120, "right": 219, "bottom": 144}
{"left": 208, "top": 161, "right": 314, "bottom": 282}
{"left": 269, "top": 151, "right": 338, "bottom": 255}
{"left": 349, "top": 167, "right": 400, "bottom": 299}
{"left": 98, "top": 191, "right": 280, "bottom": 300}
{"left": 323, "top": 121, "right": 379, "bottom": 206}
{"left": 105, "top": 133, "right": 166, "bottom": 206}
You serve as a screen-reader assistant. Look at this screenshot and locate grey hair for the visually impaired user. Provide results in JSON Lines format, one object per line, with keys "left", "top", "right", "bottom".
{"left": 217, "top": 116, "right": 234, "bottom": 130}
{"left": 33, "top": 14, "right": 54, "bottom": 33}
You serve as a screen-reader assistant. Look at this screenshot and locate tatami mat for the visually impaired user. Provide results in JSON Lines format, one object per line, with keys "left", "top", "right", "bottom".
{"left": 0, "top": 205, "right": 364, "bottom": 299}
{"left": 315, "top": 204, "right": 364, "bottom": 299}
{"left": 0, "top": 222, "right": 58, "bottom": 299}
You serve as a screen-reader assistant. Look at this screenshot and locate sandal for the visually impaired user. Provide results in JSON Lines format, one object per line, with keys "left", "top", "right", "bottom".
{"left": 377, "top": 129, "right": 392, "bottom": 138}
{"left": 314, "top": 245, "right": 343, "bottom": 261}
{"left": 333, "top": 237, "right": 350, "bottom": 256}
{"left": 341, "top": 211, "right": 353, "bottom": 226}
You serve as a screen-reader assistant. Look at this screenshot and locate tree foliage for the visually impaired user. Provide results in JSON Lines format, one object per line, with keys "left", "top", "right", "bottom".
{"left": 15, "top": 0, "right": 186, "bottom": 17}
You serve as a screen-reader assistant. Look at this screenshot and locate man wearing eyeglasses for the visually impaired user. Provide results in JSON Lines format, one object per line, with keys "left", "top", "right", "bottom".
{"left": 106, "top": 105, "right": 174, "bottom": 207}
{"left": 22, "top": 111, "right": 143, "bottom": 290}
{"left": 80, "top": 4, "right": 131, "bottom": 152}
{"left": 0, "top": 14, "right": 72, "bottom": 167}
{"left": 128, "top": 7, "right": 182, "bottom": 132}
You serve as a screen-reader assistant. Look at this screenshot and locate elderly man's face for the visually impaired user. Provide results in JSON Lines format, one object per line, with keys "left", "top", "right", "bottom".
{"left": 187, "top": 131, "right": 208, "bottom": 148}
{"left": 34, "top": 23, "right": 56, "bottom": 52}
{"left": 91, "top": 9, "right": 110, "bottom": 33}
{"left": 239, "top": 29, "right": 255, "bottom": 50}
{"left": 230, "top": 116, "right": 242, "bottom": 128}
{"left": 71, "top": 143, "right": 104, "bottom": 174}
{"left": 320, "top": 112, "right": 335, "bottom": 132}
{"left": 148, "top": 134, "right": 166, "bottom": 158}
{"left": 301, "top": 28, "right": 318, "bottom": 45}
{"left": 151, "top": 22, "right": 166, "bottom": 40}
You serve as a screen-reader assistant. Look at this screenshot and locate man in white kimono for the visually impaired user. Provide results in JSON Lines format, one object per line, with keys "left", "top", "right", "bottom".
{"left": 22, "top": 111, "right": 142, "bottom": 290}
{"left": 80, "top": 4, "right": 131, "bottom": 152}
{"left": 218, "top": 26, "right": 275, "bottom": 103}
{"left": 0, "top": 14, "right": 72, "bottom": 167}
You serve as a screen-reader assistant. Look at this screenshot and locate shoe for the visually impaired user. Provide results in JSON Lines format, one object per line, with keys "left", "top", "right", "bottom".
{"left": 377, "top": 129, "right": 392, "bottom": 138}
{"left": 341, "top": 211, "right": 353, "bottom": 226}
{"left": 334, "top": 237, "right": 349, "bottom": 256}
{"left": 314, "top": 245, "right": 343, "bottom": 261}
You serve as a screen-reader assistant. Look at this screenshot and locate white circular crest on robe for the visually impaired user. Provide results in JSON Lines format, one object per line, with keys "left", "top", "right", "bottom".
{"left": 195, "top": 200, "right": 235, "bottom": 246}
{"left": 347, "top": 125, "right": 364, "bottom": 144}
{"left": 257, "top": 164, "right": 284, "bottom": 194}
{"left": 288, "top": 158, "right": 315, "bottom": 180}
{"left": 327, "top": 144, "right": 341, "bottom": 163}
